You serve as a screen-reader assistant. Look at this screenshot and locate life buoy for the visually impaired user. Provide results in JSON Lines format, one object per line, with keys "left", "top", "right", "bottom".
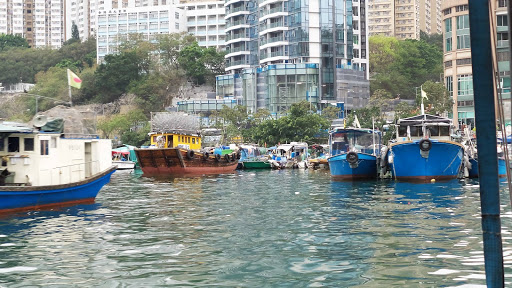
{"left": 186, "top": 150, "right": 195, "bottom": 159}
{"left": 215, "top": 154, "right": 221, "bottom": 162}
{"left": 419, "top": 139, "right": 432, "bottom": 152}
{"left": 202, "top": 152, "right": 209, "bottom": 161}
{"left": 224, "top": 154, "right": 231, "bottom": 162}
{"left": 346, "top": 151, "right": 359, "bottom": 164}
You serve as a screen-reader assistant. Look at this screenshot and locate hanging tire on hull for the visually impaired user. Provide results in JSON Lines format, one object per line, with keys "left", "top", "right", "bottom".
{"left": 419, "top": 139, "right": 432, "bottom": 152}
{"left": 186, "top": 150, "right": 195, "bottom": 160}
{"left": 346, "top": 152, "right": 359, "bottom": 164}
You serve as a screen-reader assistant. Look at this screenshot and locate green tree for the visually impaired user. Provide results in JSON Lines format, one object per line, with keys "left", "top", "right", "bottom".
{"left": 322, "top": 105, "right": 342, "bottom": 120}
{"left": 97, "top": 109, "right": 148, "bottom": 144}
{"left": 178, "top": 42, "right": 208, "bottom": 85}
{"left": 129, "top": 72, "right": 180, "bottom": 114}
{"left": 419, "top": 80, "right": 453, "bottom": 115}
{"left": 251, "top": 101, "right": 330, "bottom": 145}
{"left": 94, "top": 51, "right": 142, "bottom": 103}
{"left": 0, "top": 34, "right": 29, "bottom": 50}
{"left": 420, "top": 31, "right": 443, "bottom": 51}
{"left": 157, "top": 33, "right": 196, "bottom": 70}
{"left": 28, "top": 67, "right": 70, "bottom": 114}
{"left": 72, "top": 22, "right": 80, "bottom": 41}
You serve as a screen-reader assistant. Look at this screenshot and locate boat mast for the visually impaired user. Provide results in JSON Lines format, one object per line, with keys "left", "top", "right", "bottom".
{"left": 468, "top": 0, "right": 504, "bottom": 286}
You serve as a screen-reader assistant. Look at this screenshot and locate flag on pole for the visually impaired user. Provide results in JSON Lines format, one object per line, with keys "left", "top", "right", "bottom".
{"left": 67, "top": 69, "right": 82, "bottom": 89}
{"left": 420, "top": 86, "right": 428, "bottom": 100}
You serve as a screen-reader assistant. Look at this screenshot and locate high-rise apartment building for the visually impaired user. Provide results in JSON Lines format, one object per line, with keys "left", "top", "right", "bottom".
{"left": 96, "top": 5, "right": 186, "bottom": 63}
{"left": 0, "top": 0, "right": 64, "bottom": 48}
{"left": 205, "top": 0, "right": 371, "bottom": 116}
{"left": 179, "top": 1, "right": 225, "bottom": 49}
{"left": 368, "top": 0, "right": 442, "bottom": 40}
{"left": 442, "top": 0, "right": 510, "bottom": 128}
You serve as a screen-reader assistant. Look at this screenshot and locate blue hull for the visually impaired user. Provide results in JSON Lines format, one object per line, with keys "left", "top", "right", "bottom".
{"left": 328, "top": 153, "right": 378, "bottom": 179}
{"left": 468, "top": 158, "right": 507, "bottom": 178}
{"left": 388, "top": 140, "right": 463, "bottom": 181}
{"left": 0, "top": 166, "right": 116, "bottom": 213}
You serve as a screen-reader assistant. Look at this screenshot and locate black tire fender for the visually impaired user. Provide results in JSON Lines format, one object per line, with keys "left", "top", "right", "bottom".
{"left": 419, "top": 139, "right": 432, "bottom": 152}
{"left": 346, "top": 151, "right": 359, "bottom": 164}
{"left": 224, "top": 154, "right": 231, "bottom": 162}
{"left": 215, "top": 154, "right": 221, "bottom": 162}
{"left": 202, "top": 152, "right": 209, "bottom": 161}
{"left": 186, "top": 150, "right": 195, "bottom": 159}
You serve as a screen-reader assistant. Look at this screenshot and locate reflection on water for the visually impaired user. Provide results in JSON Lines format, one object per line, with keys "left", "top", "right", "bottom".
{"left": 0, "top": 170, "right": 511, "bottom": 287}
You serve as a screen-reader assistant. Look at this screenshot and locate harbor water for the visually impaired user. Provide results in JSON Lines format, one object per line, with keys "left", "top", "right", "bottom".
{"left": 1, "top": 169, "right": 512, "bottom": 287}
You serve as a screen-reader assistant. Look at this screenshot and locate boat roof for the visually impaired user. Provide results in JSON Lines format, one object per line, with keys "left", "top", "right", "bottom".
{"left": 397, "top": 114, "right": 452, "bottom": 126}
{"left": 148, "top": 130, "right": 200, "bottom": 137}
{"left": 330, "top": 127, "right": 381, "bottom": 134}
{"left": 0, "top": 121, "right": 34, "bottom": 133}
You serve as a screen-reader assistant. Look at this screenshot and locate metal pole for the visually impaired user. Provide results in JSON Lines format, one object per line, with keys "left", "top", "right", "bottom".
{"left": 35, "top": 96, "right": 38, "bottom": 114}
{"left": 468, "top": 0, "right": 504, "bottom": 286}
{"left": 68, "top": 85, "right": 73, "bottom": 106}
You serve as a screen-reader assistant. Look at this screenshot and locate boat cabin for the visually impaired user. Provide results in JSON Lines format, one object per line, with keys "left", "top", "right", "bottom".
{"left": 0, "top": 121, "right": 112, "bottom": 186}
{"left": 270, "top": 142, "right": 308, "bottom": 161}
{"left": 329, "top": 127, "right": 381, "bottom": 156}
{"left": 149, "top": 131, "right": 201, "bottom": 150}
{"left": 395, "top": 114, "right": 453, "bottom": 142}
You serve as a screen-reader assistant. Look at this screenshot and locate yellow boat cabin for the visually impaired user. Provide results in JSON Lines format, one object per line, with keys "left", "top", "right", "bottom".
{"left": 149, "top": 131, "right": 201, "bottom": 150}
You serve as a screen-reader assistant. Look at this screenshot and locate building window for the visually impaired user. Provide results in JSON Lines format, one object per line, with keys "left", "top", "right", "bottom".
{"left": 497, "top": 15, "right": 508, "bottom": 27}
{"left": 24, "top": 138, "right": 34, "bottom": 151}
{"left": 456, "top": 15, "right": 469, "bottom": 30}
{"left": 444, "top": 60, "right": 452, "bottom": 68}
{"left": 443, "top": 8, "right": 451, "bottom": 15}
{"left": 446, "top": 76, "right": 453, "bottom": 97}
{"left": 444, "top": 19, "right": 452, "bottom": 52}
{"left": 175, "top": 12, "right": 179, "bottom": 19}
{"left": 457, "top": 75, "right": 473, "bottom": 97}
{"left": 456, "top": 58, "right": 471, "bottom": 65}
{"left": 40, "top": 140, "right": 49, "bottom": 155}
{"left": 8, "top": 137, "right": 19, "bottom": 152}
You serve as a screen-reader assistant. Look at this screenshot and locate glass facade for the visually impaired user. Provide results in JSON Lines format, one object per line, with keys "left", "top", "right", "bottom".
{"left": 456, "top": 15, "right": 470, "bottom": 49}
{"left": 444, "top": 18, "right": 452, "bottom": 52}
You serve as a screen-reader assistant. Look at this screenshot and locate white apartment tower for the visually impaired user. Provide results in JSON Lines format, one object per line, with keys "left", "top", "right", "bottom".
{"left": 0, "top": 0, "right": 64, "bottom": 48}
{"left": 368, "top": 0, "right": 442, "bottom": 40}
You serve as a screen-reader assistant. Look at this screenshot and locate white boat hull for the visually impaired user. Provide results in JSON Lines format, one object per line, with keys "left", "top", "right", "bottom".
{"left": 113, "top": 161, "right": 136, "bottom": 170}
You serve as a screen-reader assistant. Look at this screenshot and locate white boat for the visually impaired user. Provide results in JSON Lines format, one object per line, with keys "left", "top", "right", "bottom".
{"left": 0, "top": 117, "right": 116, "bottom": 213}
{"left": 112, "top": 150, "right": 136, "bottom": 170}
{"left": 268, "top": 142, "right": 308, "bottom": 169}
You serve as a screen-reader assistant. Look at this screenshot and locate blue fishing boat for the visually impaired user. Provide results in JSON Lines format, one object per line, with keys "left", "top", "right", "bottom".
{"left": 0, "top": 117, "right": 116, "bottom": 214}
{"left": 328, "top": 127, "right": 381, "bottom": 180}
{"left": 386, "top": 114, "right": 464, "bottom": 182}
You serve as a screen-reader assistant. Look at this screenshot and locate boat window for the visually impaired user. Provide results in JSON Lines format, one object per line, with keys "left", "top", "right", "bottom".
{"left": 7, "top": 137, "right": 19, "bottom": 152}
{"left": 24, "top": 138, "right": 34, "bottom": 151}
{"left": 192, "top": 138, "right": 195, "bottom": 144}
{"left": 51, "top": 137, "right": 57, "bottom": 148}
{"left": 40, "top": 140, "right": 49, "bottom": 155}
{"left": 398, "top": 126, "right": 407, "bottom": 137}
{"left": 440, "top": 126, "right": 450, "bottom": 136}
{"left": 188, "top": 137, "right": 191, "bottom": 143}
{"left": 428, "top": 126, "right": 439, "bottom": 137}
{"left": 0, "top": 138, "right": 4, "bottom": 151}
{"left": 152, "top": 136, "right": 158, "bottom": 143}
{"left": 409, "top": 126, "right": 419, "bottom": 137}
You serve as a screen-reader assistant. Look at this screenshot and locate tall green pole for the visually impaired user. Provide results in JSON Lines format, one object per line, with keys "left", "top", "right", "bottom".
{"left": 468, "top": 0, "right": 504, "bottom": 286}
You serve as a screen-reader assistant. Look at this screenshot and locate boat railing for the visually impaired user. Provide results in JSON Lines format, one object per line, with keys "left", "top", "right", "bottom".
{"left": 39, "top": 160, "right": 101, "bottom": 185}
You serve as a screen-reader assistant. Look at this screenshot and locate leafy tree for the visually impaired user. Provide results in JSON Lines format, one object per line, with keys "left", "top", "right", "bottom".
{"left": 28, "top": 67, "right": 70, "bottom": 114}
{"left": 178, "top": 42, "right": 208, "bottom": 85}
{"left": 72, "top": 22, "right": 80, "bottom": 41}
{"left": 0, "top": 34, "right": 29, "bottom": 50}
{"left": 157, "top": 33, "right": 197, "bottom": 70}
{"left": 0, "top": 47, "right": 61, "bottom": 85}
{"left": 419, "top": 80, "right": 453, "bottom": 115}
{"left": 394, "top": 102, "right": 417, "bottom": 119}
{"left": 97, "top": 109, "right": 148, "bottom": 144}
{"left": 94, "top": 51, "right": 142, "bottom": 103}
{"left": 129, "top": 72, "right": 182, "bottom": 114}
{"left": 251, "top": 101, "right": 330, "bottom": 145}
{"left": 59, "top": 37, "right": 97, "bottom": 69}
{"left": 369, "top": 35, "right": 399, "bottom": 75}
{"left": 420, "top": 31, "right": 443, "bottom": 51}
{"left": 322, "top": 105, "right": 342, "bottom": 120}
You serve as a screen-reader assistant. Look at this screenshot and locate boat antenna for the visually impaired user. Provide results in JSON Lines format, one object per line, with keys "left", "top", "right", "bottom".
{"left": 372, "top": 117, "right": 376, "bottom": 156}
